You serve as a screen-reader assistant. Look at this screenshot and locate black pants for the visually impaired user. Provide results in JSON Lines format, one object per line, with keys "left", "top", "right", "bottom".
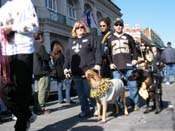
{"left": 6, "top": 54, "right": 33, "bottom": 131}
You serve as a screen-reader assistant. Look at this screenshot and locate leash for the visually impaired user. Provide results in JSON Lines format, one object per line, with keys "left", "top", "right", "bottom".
{"left": 0, "top": 28, "right": 11, "bottom": 84}
{"left": 113, "top": 66, "right": 127, "bottom": 81}
{"left": 113, "top": 63, "right": 142, "bottom": 81}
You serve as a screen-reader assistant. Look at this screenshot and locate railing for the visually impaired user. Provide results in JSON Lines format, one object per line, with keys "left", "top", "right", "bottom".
{"left": 67, "top": 17, "right": 76, "bottom": 27}
{"left": 48, "top": 9, "right": 66, "bottom": 24}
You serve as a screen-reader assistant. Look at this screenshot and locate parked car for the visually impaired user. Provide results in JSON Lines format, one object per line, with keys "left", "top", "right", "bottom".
{"left": 32, "top": 76, "right": 77, "bottom": 99}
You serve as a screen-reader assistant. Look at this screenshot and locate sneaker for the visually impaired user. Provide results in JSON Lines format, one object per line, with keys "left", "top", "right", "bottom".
{"left": 42, "top": 109, "right": 51, "bottom": 114}
{"left": 78, "top": 112, "right": 87, "bottom": 118}
{"left": 35, "top": 108, "right": 51, "bottom": 115}
{"left": 134, "top": 105, "right": 140, "bottom": 111}
{"left": 59, "top": 101, "right": 66, "bottom": 104}
{"left": 26, "top": 112, "right": 37, "bottom": 131}
{"left": 12, "top": 114, "right": 17, "bottom": 121}
{"left": 67, "top": 100, "right": 76, "bottom": 104}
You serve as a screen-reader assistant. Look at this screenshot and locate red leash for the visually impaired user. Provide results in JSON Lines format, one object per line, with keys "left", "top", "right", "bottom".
{"left": 0, "top": 28, "right": 11, "bottom": 84}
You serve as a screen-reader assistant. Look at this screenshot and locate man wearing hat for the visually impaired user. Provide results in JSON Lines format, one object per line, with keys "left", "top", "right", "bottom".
{"left": 161, "top": 42, "right": 175, "bottom": 84}
{"left": 106, "top": 18, "right": 140, "bottom": 111}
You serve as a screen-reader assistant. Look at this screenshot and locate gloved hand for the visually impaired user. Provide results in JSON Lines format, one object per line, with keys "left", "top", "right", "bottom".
{"left": 93, "top": 65, "right": 101, "bottom": 71}
{"left": 64, "top": 68, "right": 71, "bottom": 79}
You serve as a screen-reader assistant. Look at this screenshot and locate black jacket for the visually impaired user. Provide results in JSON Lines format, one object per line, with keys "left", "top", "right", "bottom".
{"left": 33, "top": 41, "right": 51, "bottom": 77}
{"left": 161, "top": 47, "right": 175, "bottom": 64}
{"left": 51, "top": 54, "right": 65, "bottom": 81}
{"left": 152, "top": 52, "right": 163, "bottom": 72}
{"left": 64, "top": 34, "right": 102, "bottom": 76}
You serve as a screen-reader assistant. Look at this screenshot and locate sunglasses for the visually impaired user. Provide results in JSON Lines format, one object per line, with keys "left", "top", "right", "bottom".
{"left": 115, "top": 23, "right": 123, "bottom": 27}
{"left": 76, "top": 26, "right": 84, "bottom": 30}
{"left": 100, "top": 25, "right": 106, "bottom": 28}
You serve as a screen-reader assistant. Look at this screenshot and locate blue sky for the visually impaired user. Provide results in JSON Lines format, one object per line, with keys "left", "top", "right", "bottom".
{"left": 113, "top": 0, "right": 175, "bottom": 47}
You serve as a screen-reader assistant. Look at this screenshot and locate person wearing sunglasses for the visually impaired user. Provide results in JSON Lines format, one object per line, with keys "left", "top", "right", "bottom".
{"left": 106, "top": 18, "right": 140, "bottom": 112}
{"left": 98, "top": 17, "right": 112, "bottom": 78}
{"left": 64, "top": 20, "right": 102, "bottom": 118}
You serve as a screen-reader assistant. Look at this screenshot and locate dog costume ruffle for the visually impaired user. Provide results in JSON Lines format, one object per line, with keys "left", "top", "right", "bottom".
{"left": 90, "top": 78, "right": 111, "bottom": 98}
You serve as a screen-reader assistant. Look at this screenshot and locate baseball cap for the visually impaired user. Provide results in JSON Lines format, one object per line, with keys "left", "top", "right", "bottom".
{"left": 167, "top": 42, "right": 171, "bottom": 45}
{"left": 114, "top": 18, "right": 124, "bottom": 26}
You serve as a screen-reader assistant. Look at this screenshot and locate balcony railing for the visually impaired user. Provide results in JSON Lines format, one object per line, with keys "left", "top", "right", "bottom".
{"left": 48, "top": 9, "right": 66, "bottom": 24}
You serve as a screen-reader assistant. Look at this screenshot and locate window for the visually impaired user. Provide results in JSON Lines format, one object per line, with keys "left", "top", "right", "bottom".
{"left": 97, "top": 12, "right": 102, "bottom": 21}
{"left": 45, "top": 0, "right": 57, "bottom": 11}
{"left": 67, "top": 0, "right": 76, "bottom": 20}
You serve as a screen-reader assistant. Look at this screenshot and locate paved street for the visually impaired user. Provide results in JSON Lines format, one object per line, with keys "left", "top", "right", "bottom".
{"left": 0, "top": 82, "right": 175, "bottom": 131}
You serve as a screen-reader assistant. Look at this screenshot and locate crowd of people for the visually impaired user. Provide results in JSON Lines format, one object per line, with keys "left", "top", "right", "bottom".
{"left": 1, "top": 0, "right": 175, "bottom": 130}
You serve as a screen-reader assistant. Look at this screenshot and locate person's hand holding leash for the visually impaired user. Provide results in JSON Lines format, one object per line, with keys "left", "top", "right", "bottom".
{"left": 110, "top": 63, "right": 117, "bottom": 70}
{"left": 64, "top": 68, "right": 71, "bottom": 79}
{"left": 131, "top": 60, "right": 138, "bottom": 65}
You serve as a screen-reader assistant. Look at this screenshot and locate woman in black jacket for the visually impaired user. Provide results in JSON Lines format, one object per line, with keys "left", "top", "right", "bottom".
{"left": 33, "top": 31, "right": 51, "bottom": 115}
{"left": 50, "top": 41, "right": 74, "bottom": 104}
{"left": 64, "top": 20, "right": 102, "bottom": 117}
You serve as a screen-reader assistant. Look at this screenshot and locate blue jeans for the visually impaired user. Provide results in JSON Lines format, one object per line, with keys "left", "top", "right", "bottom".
{"left": 0, "top": 100, "right": 7, "bottom": 112}
{"left": 57, "top": 80, "right": 64, "bottom": 103}
{"left": 165, "top": 64, "right": 175, "bottom": 82}
{"left": 63, "top": 79, "right": 71, "bottom": 102}
{"left": 72, "top": 76, "right": 96, "bottom": 114}
{"left": 112, "top": 70, "right": 139, "bottom": 106}
{"left": 57, "top": 79, "right": 72, "bottom": 102}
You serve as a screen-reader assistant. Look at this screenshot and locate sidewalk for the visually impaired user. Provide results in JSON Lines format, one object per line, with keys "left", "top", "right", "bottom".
{"left": 0, "top": 82, "right": 175, "bottom": 131}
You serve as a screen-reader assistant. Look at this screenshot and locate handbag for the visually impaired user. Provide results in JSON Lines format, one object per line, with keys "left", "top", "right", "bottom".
{"left": 139, "top": 82, "right": 149, "bottom": 100}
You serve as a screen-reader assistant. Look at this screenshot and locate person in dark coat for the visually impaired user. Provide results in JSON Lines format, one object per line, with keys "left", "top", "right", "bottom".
{"left": 98, "top": 17, "right": 111, "bottom": 78}
{"left": 33, "top": 31, "right": 51, "bottom": 115}
{"left": 64, "top": 20, "right": 102, "bottom": 118}
{"left": 161, "top": 42, "right": 175, "bottom": 84}
{"left": 50, "top": 40, "right": 75, "bottom": 104}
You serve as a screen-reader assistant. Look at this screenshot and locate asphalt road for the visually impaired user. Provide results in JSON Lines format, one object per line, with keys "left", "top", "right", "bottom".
{"left": 1, "top": 82, "right": 175, "bottom": 131}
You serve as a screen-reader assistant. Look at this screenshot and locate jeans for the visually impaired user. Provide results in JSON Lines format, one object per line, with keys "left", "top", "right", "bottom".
{"left": 165, "top": 64, "right": 175, "bottom": 82}
{"left": 112, "top": 70, "right": 139, "bottom": 106}
{"left": 57, "top": 80, "right": 64, "bottom": 103}
{"left": 0, "top": 99, "right": 7, "bottom": 112}
{"left": 64, "top": 79, "right": 72, "bottom": 102}
{"left": 72, "top": 76, "right": 96, "bottom": 114}
{"left": 57, "top": 79, "right": 72, "bottom": 102}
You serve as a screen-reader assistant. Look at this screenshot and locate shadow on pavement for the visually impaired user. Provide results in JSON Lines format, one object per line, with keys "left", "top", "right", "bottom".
{"left": 48, "top": 102, "right": 80, "bottom": 114}
{"left": 70, "top": 125, "right": 104, "bottom": 131}
{"left": 37, "top": 114, "right": 104, "bottom": 131}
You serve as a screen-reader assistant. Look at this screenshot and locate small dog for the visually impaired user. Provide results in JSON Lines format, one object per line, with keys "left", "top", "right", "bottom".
{"left": 128, "top": 68, "right": 163, "bottom": 114}
{"left": 85, "top": 69, "right": 128, "bottom": 123}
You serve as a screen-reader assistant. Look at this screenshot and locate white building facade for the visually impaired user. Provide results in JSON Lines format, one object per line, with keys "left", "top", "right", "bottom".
{"left": 0, "top": 0, "right": 122, "bottom": 52}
